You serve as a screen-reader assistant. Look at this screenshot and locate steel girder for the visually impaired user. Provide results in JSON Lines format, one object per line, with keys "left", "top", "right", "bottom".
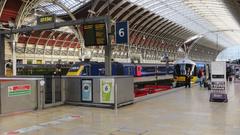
{"left": 43, "top": 31, "right": 56, "bottom": 55}
{"left": 52, "top": 1, "right": 83, "bottom": 47}
{"left": 15, "top": 0, "right": 84, "bottom": 58}
{"left": 134, "top": 19, "right": 170, "bottom": 46}
{"left": 88, "top": 0, "right": 100, "bottom": 17}
{"left": 109, "top": 0, "right": 126, "bottom": 15}
{"left": 67, "top": 36, "right": 78, "bottom": 56}
{"left": 132, "top": 13, "right": 156, "bottom": 45}
{"left": 121, "top": 5, "right": 141, "bottom": 21}
{"left": 16, "top": 0, "right": 41, "bottom": 28}
{"left": 34, "top": 31, "right": 46, "bottom": 54}
{"left": 0, "top": 0, "right": 7, "bottom": 17}
{"left": 96, "top": 0, "right": 114, "bottom": 16}
{"left": 51, "top": 32, "right": 65, "bottom": 55}
{"left": 59, "top": 33, "right": 71, "bottom": 56}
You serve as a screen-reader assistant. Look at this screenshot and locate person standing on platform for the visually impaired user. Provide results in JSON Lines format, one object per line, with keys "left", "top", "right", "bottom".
{"left": 185, "top": 67, "right": 191, "bottom": 88}
{"left": 55, "top": 59, "right": 62, "bottom": 76}
{"left": 199, "top": 67, "right": 205, "bottom": 87}
{"left": 5, "top": 59, "right": 13, "bottom": 76}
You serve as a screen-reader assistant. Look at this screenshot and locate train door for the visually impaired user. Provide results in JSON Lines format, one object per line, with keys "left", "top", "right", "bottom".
{"left": 125, "top": 66, "right": 133, "bottom": 75}
{"left": 36, "top": 60, "right": 42, "bottom": 64}
{"left": 205, "top": 64, "right": 210, "bottom": 80}
{"left": 136, "top": 66, "right": 142, "bottom": 77}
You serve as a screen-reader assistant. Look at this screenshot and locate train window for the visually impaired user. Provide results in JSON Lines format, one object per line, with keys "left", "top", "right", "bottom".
{"left": 68, "top": 64, "right": 80, "bottom": 72}
{"left": 180, "top": 64, "right": 186, "bottom": 75}
{"left": 45, "top": 61, "right": 52, "bottom": 64}
{"left": 17, "top": 59, "right": 23, "bottom": 64}
{"left": 158, "top": 66, "right": 166, "bottom": 71}
{"left": 142, "top": 66, "right": 156, "bottom": 72}
{"left": 27, "top": 59, "right": 33, "bottom": 64}
{"left": 36, "top": 60, "right": 42, "bottom": 64}
{"left": 174, "top": 64, "right": 194, "bottom": 75}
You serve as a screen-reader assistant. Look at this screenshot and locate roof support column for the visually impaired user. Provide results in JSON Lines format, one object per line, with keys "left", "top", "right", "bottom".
{"left": 0, "top": 34, "right": 5, "bottom": 76}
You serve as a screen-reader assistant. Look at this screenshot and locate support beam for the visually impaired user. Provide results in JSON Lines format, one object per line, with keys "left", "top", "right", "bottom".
{"left": 0, "top": 34, "right": 5, "bottom": 76}
{"left": 0, "top": 16, "right": 109, "bottom": 35}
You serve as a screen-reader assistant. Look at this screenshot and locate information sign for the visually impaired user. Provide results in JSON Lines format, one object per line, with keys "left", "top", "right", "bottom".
{"left": 83, "top": 23, "right": 107, "bottom": 46}
{"left": 8, "top": 84, "right": 32, "bottom": 97}
{"left": 37, "top": 15, "right": 55, "bottom": 25}
{"left": 81, "top": 79, "right": 92, "bottom": 102}
{"left": 115, "top": 21, "right": 129, "bottom": 44}
{"left": 100, "top": 79, "right": 114, "bottom": 103}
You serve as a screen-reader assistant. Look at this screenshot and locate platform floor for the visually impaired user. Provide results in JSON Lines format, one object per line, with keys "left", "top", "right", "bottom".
{"left": 1, "top": 82, "right": 240, "bottom": 135}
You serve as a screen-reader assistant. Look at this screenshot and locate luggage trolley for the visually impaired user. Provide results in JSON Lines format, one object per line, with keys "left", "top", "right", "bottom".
{"left": 209, "top": 61, "right": 228, "bottom": 103}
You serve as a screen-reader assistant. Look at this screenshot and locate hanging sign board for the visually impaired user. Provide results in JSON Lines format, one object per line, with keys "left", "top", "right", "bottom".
{"left": 83, "top": 23, "right": 107, "bottom": 46}
{"left": 37, "top": 15, "right": 56, "bottom": 25}
{"left": 81, "top": 79, "right": 93, "bottom": 102}
{"left": 115, "top": 21, "right": 129, "bottom": 44}
{"left": 100, "top": 79, "right": 114, "bottom": 103}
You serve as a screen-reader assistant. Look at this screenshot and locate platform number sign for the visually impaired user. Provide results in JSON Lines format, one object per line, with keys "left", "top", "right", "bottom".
{"left": 115, "top": 21, "right": 129, "bottom": 44}
{"left": 100, "top": 79, "right": 114, "bottom": 103}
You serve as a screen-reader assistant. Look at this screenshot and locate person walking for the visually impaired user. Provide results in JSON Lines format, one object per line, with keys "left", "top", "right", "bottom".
{"left": 185, "top": 67, "right": 191, "bottom": 88}
{"left": 199, "top": 67, "right": 205, "bottom": 87}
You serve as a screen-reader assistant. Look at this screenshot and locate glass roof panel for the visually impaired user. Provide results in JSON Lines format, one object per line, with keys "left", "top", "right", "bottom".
{"left": 128, "top": 0, "right": 240, "bottom": 48}
{"left": 37, "top": 0, "right": 90, "bottom": 15}
{"left": 216, "top": 46, "right": 240, "bottom": 61}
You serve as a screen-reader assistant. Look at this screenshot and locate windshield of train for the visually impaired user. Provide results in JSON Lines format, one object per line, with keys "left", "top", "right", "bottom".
{"left": 175, "top": 64, "right": 194, "bottom": 75}
{"left": 68, "top": 63, "right": 81, "bottom": 72}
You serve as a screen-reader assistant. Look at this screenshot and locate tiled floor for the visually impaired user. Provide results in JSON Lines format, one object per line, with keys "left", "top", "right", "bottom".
{"left": 1, "top": 82, "right": 240, "bottom": 135}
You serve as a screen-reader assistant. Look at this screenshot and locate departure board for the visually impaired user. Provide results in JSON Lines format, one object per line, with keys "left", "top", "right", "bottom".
{"left": 83, "top": 23, "right": 107, "bottom": 46}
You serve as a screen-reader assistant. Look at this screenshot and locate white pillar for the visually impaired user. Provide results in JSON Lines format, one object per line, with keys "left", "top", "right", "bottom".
{"left": 12, "top": 34, "right": 17, "bottom": 76}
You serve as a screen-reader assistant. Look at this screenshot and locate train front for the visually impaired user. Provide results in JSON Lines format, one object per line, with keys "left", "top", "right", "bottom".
{"left": 173, "top": 58, "right": 197, "bottom": 86}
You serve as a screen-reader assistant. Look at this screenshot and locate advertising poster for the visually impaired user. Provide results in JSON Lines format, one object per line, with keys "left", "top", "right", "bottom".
{"left": 211, "top": 61, "right": 226, "bottom": 91}
{"left": 211, "top": 81, "right": 225, "bottom": 90}
{"left": 100, "top": 79, "right": 114, "bottom": 103}
{"left": 81, "top": 80, "right": 92, "bottom": 102}
{"left": 8, "top": 84, "right": 32, "bottom": 97}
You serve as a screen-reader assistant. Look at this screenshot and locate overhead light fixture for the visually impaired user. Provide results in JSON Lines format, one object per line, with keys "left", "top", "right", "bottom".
{"left": 143, "top": 35, "right": 146, "bottom": 40}
{"left": 88, "top": 10, "right": 96, "bottom": 15}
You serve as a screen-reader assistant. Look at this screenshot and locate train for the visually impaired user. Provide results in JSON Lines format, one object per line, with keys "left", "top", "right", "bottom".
{"left": 66, "top": 61, "right": 174, "bottom": 77}
{"left": 17, "top": 64, "right": 71, "bottom": 75}
{"left": 16, "top": 58, "right": 211, "bottom": 87}
{"left": 173, "top": 58, "right": 210, "bottom": 85}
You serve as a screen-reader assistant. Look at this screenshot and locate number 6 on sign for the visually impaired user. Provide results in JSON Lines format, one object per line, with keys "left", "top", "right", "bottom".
{"left": 115, "top": 21, "right": 129, "bottom": 44}
{"left": 119, "top": 28, "right": 125, "bottom": 37}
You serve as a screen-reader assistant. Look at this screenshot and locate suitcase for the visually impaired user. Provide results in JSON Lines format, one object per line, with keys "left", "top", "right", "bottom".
{"left": 204, "top": 81, "right": 208, "bottom": 88}
{"left": 209, "top": 92, "right": 228, "bottom": 102}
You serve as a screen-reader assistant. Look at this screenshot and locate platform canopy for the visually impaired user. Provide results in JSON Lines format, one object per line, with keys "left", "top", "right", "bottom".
{"left": 1, "top": 0, "right": 240, "bottom": 61}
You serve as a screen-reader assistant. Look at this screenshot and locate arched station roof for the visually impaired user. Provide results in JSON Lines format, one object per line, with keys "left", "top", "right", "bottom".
{"left": 1, "top": 0, "right": 240, "bottom": 61}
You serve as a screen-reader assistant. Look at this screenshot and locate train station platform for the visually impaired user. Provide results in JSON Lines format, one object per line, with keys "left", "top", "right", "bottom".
{"left": 1, "top": 82, "right": 240, "bottom": 135}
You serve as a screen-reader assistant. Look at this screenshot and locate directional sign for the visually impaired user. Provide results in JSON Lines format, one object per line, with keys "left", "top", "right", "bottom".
{"left": 115, "top": 21, "right": 129, "bottom": 44}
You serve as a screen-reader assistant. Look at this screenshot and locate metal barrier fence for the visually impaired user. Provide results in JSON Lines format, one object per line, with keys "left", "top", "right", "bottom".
{"left": 0, "top": 75, "right": 134, "bottom": 114}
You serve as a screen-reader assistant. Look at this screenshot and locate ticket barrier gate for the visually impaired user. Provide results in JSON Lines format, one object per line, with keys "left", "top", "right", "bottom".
{"left": 43, "top": 75, "right": 64, "bottom": 108}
